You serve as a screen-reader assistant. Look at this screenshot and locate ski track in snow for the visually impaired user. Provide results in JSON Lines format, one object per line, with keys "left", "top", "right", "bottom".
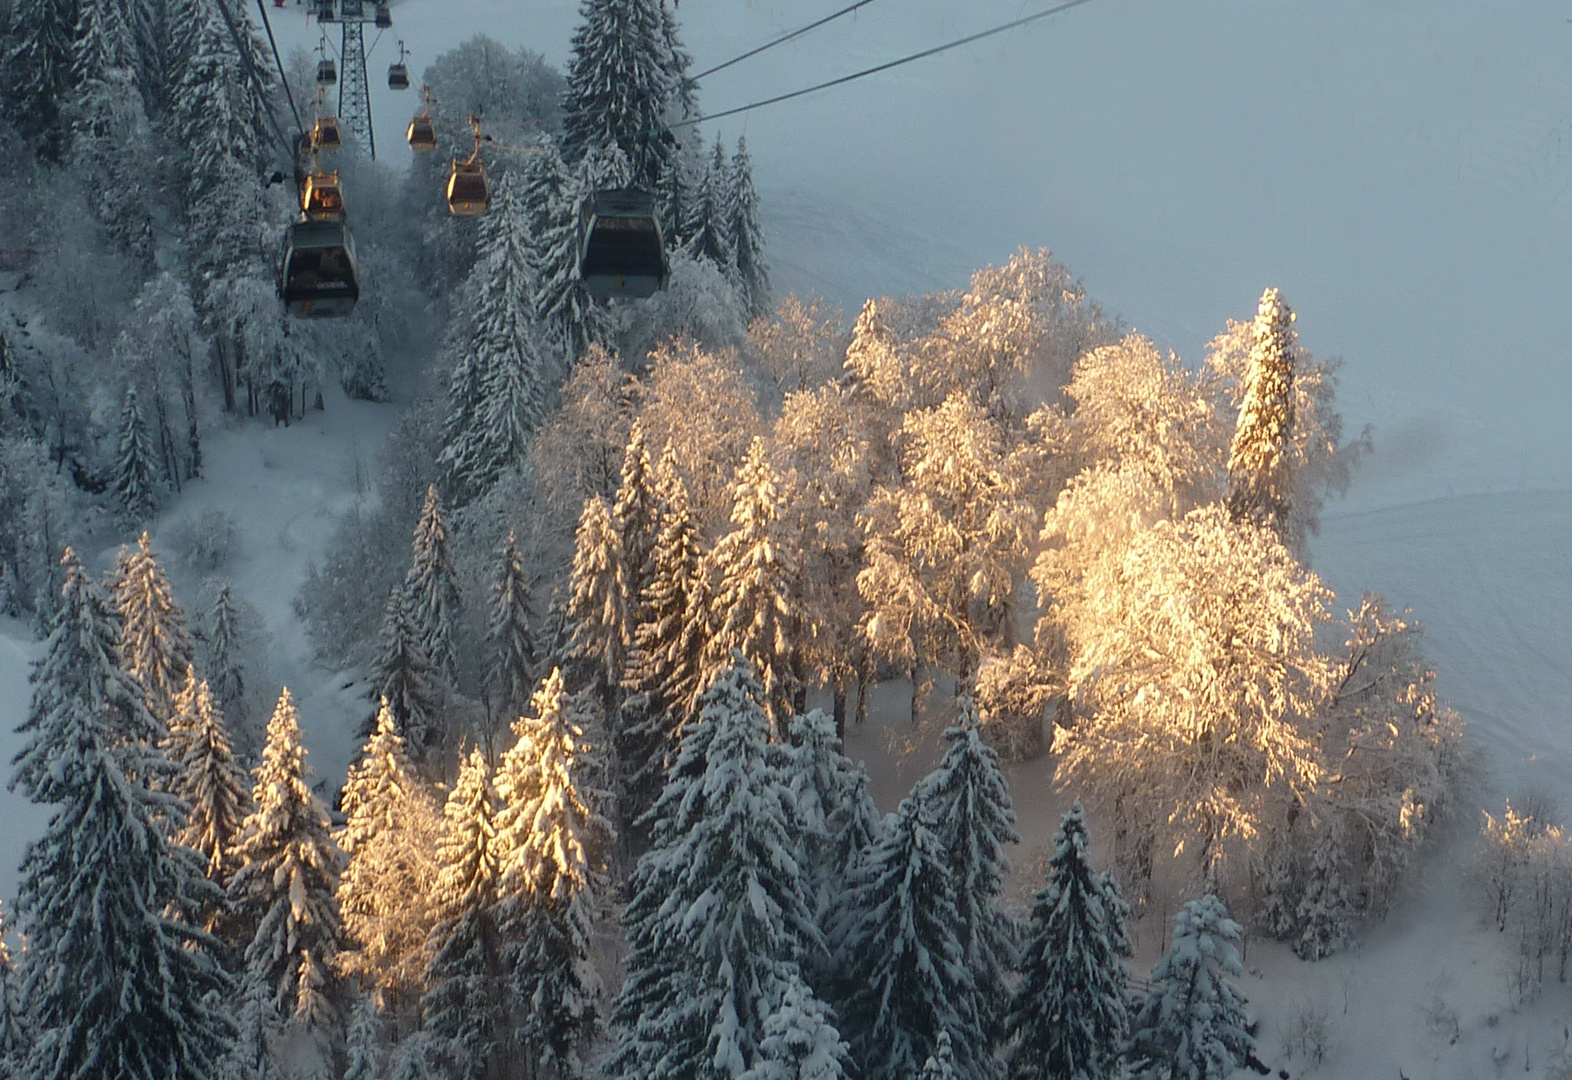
{"left": 0, "top": 0, "right": 1568, "bottom": 1072}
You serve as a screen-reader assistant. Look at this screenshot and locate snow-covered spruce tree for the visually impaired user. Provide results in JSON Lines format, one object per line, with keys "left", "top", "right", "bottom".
{"left": 2, "top": 0, "right": 77, "bottom": 156}
{"left": 405, "top": 485, "right": 463, "bottom": 683}
{"left": 561, "top": 0, "right": 674, "bottom": 188}
{"left": 919, "top": 700, "right": 1020, "bottom": 1046}
{"left": 703, "top": 437, "right": 799, "bottom": 726}
{"left": 604, "top": 656, "right": 829, "bottom": 1080}
{"left": 343, "top": 995, "right": 382, "bottom": 1080}
{"left": 112, "top": 384, "right": 159, "bottom": 524}
{"left": 114, "top": 531, "right": 195, "bottom": 719}
{"left": 496, "top": 669, "right": 612, "bottom": 1075}
{"left": 229, "top": 689, "right": 345, "bottom": 1027}
{"left": 919, "top": 1032, "right": 959, "bottom": 1080}
{"left": 1226, "top": 287, "right": 1297, "bottom": 536}
{"left": 371, "top": 585, "right": 441, "bottom": 754}
{"left": 336, "top": 701, "right": 441, "bottom": 1014}
{"left": 834, "top": 789, "right": 984, "bottom": 1080}
{"left": 741, "top": 973, "right": 853, "bottom": 1080}
{"left": 1294, "top": 826, "right": 1354, "bottom": 960}
{"left": 207, "top": 580, "right": 246, "bottom": 724}
{"left": 785, "top": 709, "right": 883, "bottom": 986}
{"left": 531, "top": 143, "right": 611, "bottom": 363}
{"left": 1126, "top": 895, "right": 1254, "bottom": 1080}
{"left": 487, "top": 531, "right": 537, "bottom": 733}
{"left": 438, "top": 171, "right": 547, "bottom": 507}
{"left": 12, "top": 549, "right": 160, "bottom": 799}
{"left": 0, "top": 902, "right": 24, "bottom": 1072}
{"left": 686, "top": 135, "right": 736, "bottom": 274}
{"left": 613, "top": 421, "right": 661, "bottom": 645}
{"left": 422, "top": 749, "right": 510, "bottom": 1080}
{"left": 168, "top": 666, "right": 252, "bottom": 883}
{"left": 566, "top": 493, "right": 625, "bottom": 695}
{"left": 1006, "top": 803, "right": 1132, "bottom": 1080}
{"left": 727, "top": 136, "right": 769, "bottom": 317}
{"left": 12, "top": 559, "right": 233, "bottom": 1080}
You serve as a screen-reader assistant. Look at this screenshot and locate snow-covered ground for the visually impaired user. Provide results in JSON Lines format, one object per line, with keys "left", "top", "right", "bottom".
{"left": 3, "top": 0, "right": 1570, "bottom": 1074}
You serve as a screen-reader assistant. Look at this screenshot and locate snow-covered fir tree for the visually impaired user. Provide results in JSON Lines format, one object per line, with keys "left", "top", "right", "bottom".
{"left": 168, "top": 665, "right": 251, "bottom": 883}
{"left": 686, "top": 135, "right": 736, "bottom": 273}
{"left": 423, "top": 748, "right": 510, "bottom": 1080}
{"left": 1006, "top": 803, "right": 1132, "bottom": 1080}
{"left": 67, "top": 0, "right": 155, "bottom": 257}
{"left": 112, "top": 384, "right": 159, "bottom": 523}
{"left": 336, "top": 700, "right": 441, "bottom": 1012}
{"left": 529, "top": 140, "right": 610, "bottom": 362}
{"left": 12, "top": 557, "right": 233, "bottom": 1080}
{"left": 834, "top": 788, "right": 984, "bottom": 1080}
{"left": 918, "top": 700, "right": 1020, "bottom": 1045}
{"left": 405, "top": 485, "right": 462, "bottom": 682}
{"left": 727, "top": 137, "right": 769, "bottom": 317}
{"left": 613, "top": 421, "right": 661, "bottom": 645}
{"left": 13, "top": 549, "right": 160, "bottom": 800}
{"left": 1126, "top": 895, "right": 1254, "bottom": 1080}
{"left": 438, "top": 170, "right": 548, "bottom": 507}
{"left": 496, "top": 669, "right": 611, "bottom": 1075}
{"left": 487, "top": 531, "right": 537, "bottom": 734}
{"left": 229, "top": 689, "right": 345, "bottom": 1027}
{"left": 704, "top": 437, "right": 799, "bottom": 726}
{"left": 371, "top": 585, "right": 441, "bottom": 754}
{"left": 222, "top": 969, "right": 277, "bottom": 1080}
{"left": 560, "top": 0, "right": 675, "bottom": 189}
{"left": 605, "top": 656, "right": 830, "bottom": 1080}
{"left": 1226, "top": 287, "right": 1297, "bottom": 535}
{"left": 114, "top": 531, "right": 195, "bottom": 719}
{"left": 207, "top": 580, "right": 246, "bottom": 724}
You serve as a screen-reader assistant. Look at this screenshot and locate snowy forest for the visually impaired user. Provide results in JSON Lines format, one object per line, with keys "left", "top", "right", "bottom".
{"left": 0, "top": 0, "right": 1525, "bottom": 1077}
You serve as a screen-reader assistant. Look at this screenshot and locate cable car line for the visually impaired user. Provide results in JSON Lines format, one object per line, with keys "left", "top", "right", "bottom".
{"left": 252, "top": 0, "right": 306, "bottom": 138}
{"left": 670, "top": 0, "right": 1099, "bottom": 132}
{"left": 213, "top": 0, "right": 300, "bottom": 155}
{"left": 689, "top": 0, "right": 880, "bottom": 83}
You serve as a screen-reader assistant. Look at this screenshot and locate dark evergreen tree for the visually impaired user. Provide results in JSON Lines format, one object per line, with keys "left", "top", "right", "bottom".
{"left": 834, "top": 788, "right": 984, "bottom": 1080}
{"left": 405, "top": 485, "right": 462, "bottom": 681}
{"left": 920, "top": 1032, "right": 960, "bottom": 1080}
{"left": 685, "top": 135, "right": 736, "bottom": 272}
{"left": 114, "top": 531, "right": 195, "bottom": 719}
{"left": 11, "top": 555, "right": 234, "bottom": 1080}
{"left": 1295, "top": 828, "right": 1353, "bottom": 960}
{"left": 112, "top": 385, "right": 159, "bottom": 524}
{"left": 727, "top": 136, "right": 769, "bottom": 317}
{"left": 439, "top": 171, "right": 547, "bottom": 507}
{"left": 1126, "top": 896, "right": 1255, "bottom": 1080}
{"left": 207, "top": 581, "right": 246, "bottom": 724}
{"left": 343, "top": 996, "right": 382, "bottom": 1080}
{"left": 487, "top": 531, "right": 537, "bottom": 728}
{"left": 560, "top": 0, "right": 675, "bottom": 189}
{"left": 371, "top": 586, "right": 440, "bottom": 753}
{"left": 920, "top": 701, "right": 1020, "bottom": 1046}
{"left": 423, "top": 749, "right": 510, "bottom": 1080}
{"left": 1006, "top": 803, "right": 1131, "bottom": 1080}
{"left": 2, "top": 0, "right": 79, "bottom": 156}
{"left": 167, "top": 665, "right": 251, "bottom": 885}
{"left": 229, "top": 689, "right": 345, "bottom": 1027}
{"left": 605, "top": 657, "right": 832, "bottom": 1080}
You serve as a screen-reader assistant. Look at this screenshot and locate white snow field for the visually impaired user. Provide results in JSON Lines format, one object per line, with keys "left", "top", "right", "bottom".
{"left": 1, "top": 0, "right": 1570, "bottom": 1076}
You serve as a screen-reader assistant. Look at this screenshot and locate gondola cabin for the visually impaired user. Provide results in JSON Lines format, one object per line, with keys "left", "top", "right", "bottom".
{"left": 447, "top": 160, "right": 489, "bottom": 215}
{"left": 374, "top": 4, "right": 391, "bottom": 27}
{"left": 302, "top": 171, "right": 344, "bottom": 219}
{"left": 388, "top": 62, "right": 410, "bottom": 90}
{"left": 316, "top": 58, "right": 337, "bottom": 85}
{"left": 407, "top": 114, "right": 436, "bottom": 151}
{"left": 312, "top": 115, "right": 342, "bottom": 152}
{"left": 577, "top": 188, "right": 668, "bottom": 299}
{"left": 281, "top": 219, "right": 359, "bottom": 318}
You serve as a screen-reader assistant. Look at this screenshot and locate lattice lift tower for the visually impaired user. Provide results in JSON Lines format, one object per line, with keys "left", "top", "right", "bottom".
{"left": 313, "top": 0, "right": 391, "bottom": 159}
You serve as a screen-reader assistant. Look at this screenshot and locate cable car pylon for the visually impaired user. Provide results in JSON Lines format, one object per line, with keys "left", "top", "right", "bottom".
{"left": 312, "top": 0, "right": 385, "bottom": 159}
